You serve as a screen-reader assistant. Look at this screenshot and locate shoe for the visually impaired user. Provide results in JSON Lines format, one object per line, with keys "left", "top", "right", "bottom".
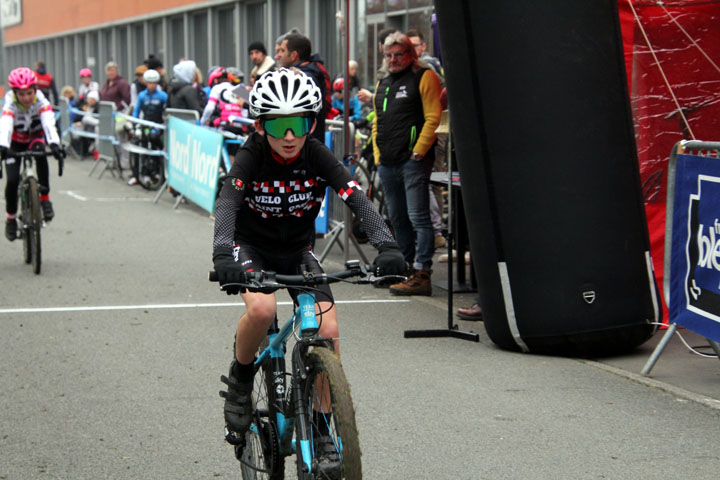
{"left": 219, "top": 361, "right": 254, "bottom": 446}
{"left": 434, "top": 235, "right": 447, "bottom": 249}
{"left": 314, "top": 435, "right": 342, "bottom": 479}
{"left": 127, "top": 177, "right": 138, "bottom": 186}
{"left": 5, "top": 219, "right": 17, "bottom": 241}
{"left": 41, "top": 200, "right": 54, "bottom": 221}
{"left": 439, "top": 250, "right": 471, "bottom": 263}
{"left": 457, "top": 303, "right": 483, "bottom": 321}
{"left": 389, "top": 269, "right": 432, "bottom": 296}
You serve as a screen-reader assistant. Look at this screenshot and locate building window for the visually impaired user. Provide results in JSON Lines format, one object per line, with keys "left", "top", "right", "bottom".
{"left": 217, "top": 7, "right": 236, "bottom": 68}
{"left": 192, "top": 12, "right": 209, "bottom": 76}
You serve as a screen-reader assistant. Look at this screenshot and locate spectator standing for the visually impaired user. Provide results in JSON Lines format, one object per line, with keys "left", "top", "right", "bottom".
{"left": 77, "top": 68, "right": 99, "bottom": 104}
{"left": 407, "top": 28, "right": 447, "bottom": 249}
{"left": 73, "top": 90, "right": 100, "bottom": 156}
{"left": 275, "top": 33, "right": 329, "bottom": 143}
{"left": 168, "top": 59, "right": 202, "bottom": 113}
{"left": 347, "top": 60, "right": 361, "bottom": 93}
{"left": 130, "top": 65, "right": 148, "bottom": 107}
{"left": 331, "top": 77, "right": 362, "bottom": 123}
{"left": 129, "top": 69, "right": 167, "bottom": 186}
{"left": 406, "top": 29, "right": 445, "bottom": 83}
{"left": 248, "top": 42, "right": 276, "bottom": 85}
{"left": 371, "top": 32, "right": 443, "bottom": 296}
{"left": 100, "top": 61, "right": 131, "bottom": 111}
{"left": 144, "top": 54, "right": 167, "bottom": 92}
{"left": 33, "top": 61, "right": 59, "bottom": 105}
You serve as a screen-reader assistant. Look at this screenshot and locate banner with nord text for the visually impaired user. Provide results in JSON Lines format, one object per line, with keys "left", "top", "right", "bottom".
{"left": 670, "top": 153, "right": 720, "bottom": 342}
{"left": 167, "top": 117, "right": 223, "bottom": 213}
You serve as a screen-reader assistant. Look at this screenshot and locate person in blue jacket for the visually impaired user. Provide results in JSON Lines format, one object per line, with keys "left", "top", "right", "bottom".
{"left": 129, "top": 69, "right": 167, "bottom": 185}
{"left": 331, "top": 77, "right": 363, "bottom": 123}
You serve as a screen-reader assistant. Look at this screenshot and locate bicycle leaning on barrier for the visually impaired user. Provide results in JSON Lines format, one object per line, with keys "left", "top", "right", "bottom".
{"left": 211, "top": 262, "right": 403, "bottom": 479}
{"left": 0, "top": 146, "right": 64, "bottom": 274}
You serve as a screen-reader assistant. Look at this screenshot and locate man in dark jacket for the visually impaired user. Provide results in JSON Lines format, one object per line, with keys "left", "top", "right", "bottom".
{"left": 275, "top": 33, "right": 328, "bottom": 143}
{"left": 168, "top": 59, "right": 202, "bottom": 113}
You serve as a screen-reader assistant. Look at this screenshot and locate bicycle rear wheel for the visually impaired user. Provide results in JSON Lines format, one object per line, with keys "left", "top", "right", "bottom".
{"left": 239, "top": 342, "right": 285, "bottom": 480}
{"left": 297, "top": 347, "right": 361, "bottom": 480}
{"left": 138, "top": 155, "right": 165, "bottom": 191}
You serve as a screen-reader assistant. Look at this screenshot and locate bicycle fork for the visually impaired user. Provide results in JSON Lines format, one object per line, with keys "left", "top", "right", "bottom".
{"left": 291, "top": 292, "right": 320, "bottom": 476}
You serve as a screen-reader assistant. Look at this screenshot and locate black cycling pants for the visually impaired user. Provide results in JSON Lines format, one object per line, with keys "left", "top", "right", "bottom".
{"left": 4, "top": 140, "right": 49, "bottom": 215}
{"left": 233, "top": 244, "right": 334, "bottom": 305}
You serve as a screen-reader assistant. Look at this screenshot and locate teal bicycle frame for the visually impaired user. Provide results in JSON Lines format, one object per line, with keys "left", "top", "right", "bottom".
{"left": 254, "top": 291, "right": 324, "bottom": 474}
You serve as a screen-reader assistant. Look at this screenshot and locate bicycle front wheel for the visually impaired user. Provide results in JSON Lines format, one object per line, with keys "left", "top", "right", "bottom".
{"left": 298, "top": 347, "right": 361, "bottom": 480}
{"left": 239, "top": 343, "right": 285, "bottom": 480}
{"left": 22, "top": 177, "right": 42, "bottom": 274}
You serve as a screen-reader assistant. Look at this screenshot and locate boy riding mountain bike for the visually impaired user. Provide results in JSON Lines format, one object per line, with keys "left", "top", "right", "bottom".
{"left": 0, "top": 67, "right": 64, "bottom": 241}
{"left": 212, "top": 67, "right": 405, "bottom": 474}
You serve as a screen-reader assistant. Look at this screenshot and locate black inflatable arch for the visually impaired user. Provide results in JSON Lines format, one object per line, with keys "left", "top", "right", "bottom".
{"left": 435, "top": 0, "right": 660, "bottom": 355}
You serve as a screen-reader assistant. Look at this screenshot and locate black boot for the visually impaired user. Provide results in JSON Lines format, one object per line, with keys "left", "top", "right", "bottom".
{"left": 5, "top": 219, "right": 17, "bottom": 241}
{"left": 219, "top": 360, "right": 254, "bottom": 445}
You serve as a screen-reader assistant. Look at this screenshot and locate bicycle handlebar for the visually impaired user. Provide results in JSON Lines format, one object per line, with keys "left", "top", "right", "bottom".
{"left": 3, "top": 147, "right": 65, "bottom": 177}
{"left": 209, "top": 260, "right": 406, "bottom": 290}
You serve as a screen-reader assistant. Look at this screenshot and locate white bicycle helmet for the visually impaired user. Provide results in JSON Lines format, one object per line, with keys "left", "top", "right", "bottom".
{"left": 143, "top": 69, "right": 161, "bottom": 83}
{"left": 249, "top": 68, "right": 322, "bottom": 118}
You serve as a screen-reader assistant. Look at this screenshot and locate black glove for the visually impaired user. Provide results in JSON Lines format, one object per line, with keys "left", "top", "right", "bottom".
{"left": 49, "top": 143, "right": 65, "bottom": 160}
{"left": 213, "top": 247, "right": 245, "bottom": 295}
{"left": 0, "top": 146, "right": 8, "bottom": 160}
{"left": 373, "top": 242, "right": 407, "bottom": 276}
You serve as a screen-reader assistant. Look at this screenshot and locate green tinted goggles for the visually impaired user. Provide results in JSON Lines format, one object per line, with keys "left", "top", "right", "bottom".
{"left": 262, "top": 116, "right": 313, "bottom": 138}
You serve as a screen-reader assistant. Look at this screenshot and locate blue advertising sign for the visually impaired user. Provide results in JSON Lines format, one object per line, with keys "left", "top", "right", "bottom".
{"left": 167, "top": 117, "right": 223, "bottom": 213}
{"left": 314, "top": 187, "right": 331, "bottom": 234}
{"left": 669, "top": 153, "right": 720, "bottom": 342}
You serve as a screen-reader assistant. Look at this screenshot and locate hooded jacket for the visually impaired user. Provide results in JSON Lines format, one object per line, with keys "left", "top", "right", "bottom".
{"left": 168, "top": 60, "right": 202, "bottom": 113}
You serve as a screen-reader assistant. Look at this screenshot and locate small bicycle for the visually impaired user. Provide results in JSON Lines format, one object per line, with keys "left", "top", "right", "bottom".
{"left": 127, "top": 123, "right": 165, "bottom": 190}
{"left": 0, "top": 146, "right": 64, "bottom": 274}
{"left": 210, "top": 261, "right": 403, "bottom": 480}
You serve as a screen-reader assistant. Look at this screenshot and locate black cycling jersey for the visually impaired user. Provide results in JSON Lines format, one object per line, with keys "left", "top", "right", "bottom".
{"left": 213, "top": 132, "right": 394, "bottom": 255}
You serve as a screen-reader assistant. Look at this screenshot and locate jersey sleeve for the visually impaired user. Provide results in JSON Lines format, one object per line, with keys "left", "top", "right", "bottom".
{"left": 212, "top": 147, "right": 258, "bottom": 249}
{"left": 313, "top": 142, "right": 395, "bottom": 248}
{"left": 413, "top": 69, "right": 443, "bottom": 156}
{"left": 37, "top": 93, "right": 60, "bottom": 144}
{"left": 0, "top": 92, "right": 15, "bottom": 148}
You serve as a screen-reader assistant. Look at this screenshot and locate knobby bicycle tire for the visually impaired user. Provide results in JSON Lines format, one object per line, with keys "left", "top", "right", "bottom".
{"left": 138, "top": 155, "right": 165, "bottom": 191}
{"left": 21, "top": 181, "right": 32, "bottom": 264}
{"left": 24, "top": 177, "right": 42, "bottom": 274}
{"left": 298, "top": 347, "right": 361, "bottom": 480}
{"left": 239, "top": 340, "right": 285, "bottom": 480}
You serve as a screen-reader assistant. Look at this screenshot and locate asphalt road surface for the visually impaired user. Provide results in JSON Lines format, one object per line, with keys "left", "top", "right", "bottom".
{"left": 1, "top": 157, "right": 719, "bottom": 479}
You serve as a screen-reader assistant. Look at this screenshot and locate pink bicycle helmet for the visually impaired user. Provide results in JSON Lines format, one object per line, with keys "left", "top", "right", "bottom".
{"left": 208, "top": 67, "right": 227, "bottom": 86}
{"left": 79, "top": 68, "right": 92, "bottom": 77}
{"left": 8, "top": 67, "right": 37, "bottom": 90}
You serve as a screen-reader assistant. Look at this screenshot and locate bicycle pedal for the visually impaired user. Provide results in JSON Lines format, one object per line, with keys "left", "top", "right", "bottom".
{"left": 224, "top": 427, "right": 245, "bottom": 447}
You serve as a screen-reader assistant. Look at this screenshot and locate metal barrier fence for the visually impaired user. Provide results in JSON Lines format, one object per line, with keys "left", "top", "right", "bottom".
{"left": 57, "top": 100, "right": 373, "bottom": 263}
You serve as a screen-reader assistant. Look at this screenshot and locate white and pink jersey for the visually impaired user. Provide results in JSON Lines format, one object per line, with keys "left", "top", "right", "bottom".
{"left": 200, "top": 82, "right": 245, "bottom": 127}
{"left": 0, "top": 89, "right": 60, "bottom": 147}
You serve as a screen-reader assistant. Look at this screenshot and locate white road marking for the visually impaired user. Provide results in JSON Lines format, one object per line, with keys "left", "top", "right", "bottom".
{"left": 0, "top": 299, "right": 410, "bottom": 314}
{"left": 63, "top": 190, "right": 88, "bottom": 201}
{"left": 61, "top": 190, "right": 154, "bottom": 202}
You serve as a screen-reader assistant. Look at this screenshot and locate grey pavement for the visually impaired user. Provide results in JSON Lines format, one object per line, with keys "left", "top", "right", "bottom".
{"left": 0, "top": 156, "right": 719, "bottom": 479}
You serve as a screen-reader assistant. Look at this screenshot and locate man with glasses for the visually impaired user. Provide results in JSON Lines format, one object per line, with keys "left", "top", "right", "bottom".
{"left": 371, "top": 32, "right": 443, "bottom": 296}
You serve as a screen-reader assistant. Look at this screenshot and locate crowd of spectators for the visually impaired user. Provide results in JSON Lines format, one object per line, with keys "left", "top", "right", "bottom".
{"left": 37, "top": 23, "right": 477, "bottom": 314}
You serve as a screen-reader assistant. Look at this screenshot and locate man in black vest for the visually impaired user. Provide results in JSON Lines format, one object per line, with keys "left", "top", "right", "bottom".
{"left": 372, "top": 32, "right": 443, "bottom": 296}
